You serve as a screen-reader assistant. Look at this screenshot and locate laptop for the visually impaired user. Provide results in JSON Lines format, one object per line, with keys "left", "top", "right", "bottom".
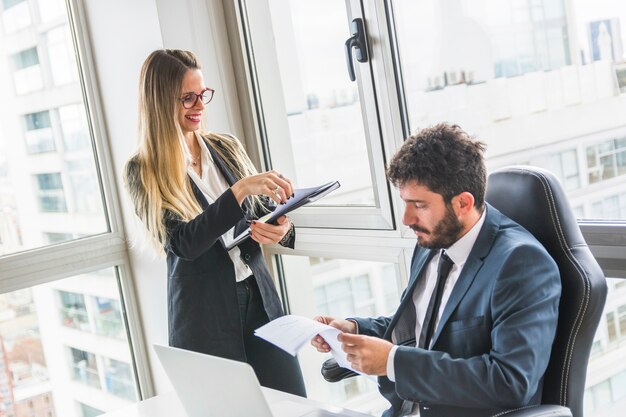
{"left": 153, "top": 344, "right": 357, "bottom": 417}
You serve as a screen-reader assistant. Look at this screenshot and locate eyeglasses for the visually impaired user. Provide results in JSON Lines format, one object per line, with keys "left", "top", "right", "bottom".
{"left": 179, "top": 88, "right": 215, "bottom": 109}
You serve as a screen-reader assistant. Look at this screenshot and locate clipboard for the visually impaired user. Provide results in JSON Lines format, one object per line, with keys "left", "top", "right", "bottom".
{"left": 225, "top": 180, "right": 340, "bottom": 250}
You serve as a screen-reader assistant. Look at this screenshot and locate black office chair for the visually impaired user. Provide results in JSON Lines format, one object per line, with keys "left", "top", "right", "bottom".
{"left": 483, "top": 166, "right": 607, "bottom": 417}
{"left": 321, "top": 166, "right": 607, "bottom": 417}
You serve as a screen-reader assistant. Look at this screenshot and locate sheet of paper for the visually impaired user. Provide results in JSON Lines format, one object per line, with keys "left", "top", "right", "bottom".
{"left": 254, "top": 315, "right": 376, "bottom": 382}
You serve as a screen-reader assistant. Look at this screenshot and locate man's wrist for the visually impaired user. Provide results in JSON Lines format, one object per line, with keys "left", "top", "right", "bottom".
{"left": 346, "top": 319, "right": 359, "bottom": 334}
{"left": 386, "top": 345, "right": 398, "bottom": 382}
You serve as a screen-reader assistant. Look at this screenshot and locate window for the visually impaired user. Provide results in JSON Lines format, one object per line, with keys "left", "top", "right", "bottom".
{"left": 2, "top": 17, "right": 108, "bottom": 254}
{"left": 242, "top": 0, "right": 394, "bottom": 229}
{"left": 94, "top": 297, "right": 123, "bottom": 339}
{"left": 12, "top": 47, "right": 43, "bottom": 94}
{"left": 45, "top": 232, "right": 74, "bottom": 244}
{"left": 46, "top": 26, "right": 78, "bottom": 86}
{"left": 1, "top": 0, "right": 30, "bottom": 33}
{"left": 606, "top": 312, "right": 618, "bottom": 343}
{"left": 58, "top": 290, "right": 89, "bottom": 331}
{"left": 235, "top": 1, "right": 626, "bottom": 416}
{"left": 3, "top": 0, "right": 25, "bottom": 9}
{"left": 619, "top": 305, "right": 626, "bottom": 337}
{"left": 279, "top": 254, "right": 404, "bottom": 415}
{"left": 34, "top": 173, "right": 67, "bottom": 213}
{"left": 78, "top": 402, "right": 102, "bottom": 417}
{"left": 69, "top": 347, "right": 100, "bottom": 389}
{"left": 0, "top": 269, "right": 137, "bottom": 416}
{"left": 37, "top": 0, "right": 64, "bottom": 23}
{"left": 59, "top": 104, "right": 89, "bottom": 152}
{"left": 0, "top": 1, "right": 144, "bottom": 415}
{"left": 103, "top": 357, "right": 136, "bottom": 401}
{"left": 591, "top": 194, "right": 626, "bottom": 220}
{"left": 528, "top": 149, "right": 580, "bottom": 191}
{"left": 587, "top": 138, "right": 626, "bottom": 185}
{"left": 66, "top": 160, "right": 102, "bottom": 215}
{"left": 392, "top": 0, "right": 626, "bottom": 222}
{"left": 14, "top": 46, "right": 39, "bottom": 70}
{"left": 24, "top": 111, "right": 55, "bottom": 154}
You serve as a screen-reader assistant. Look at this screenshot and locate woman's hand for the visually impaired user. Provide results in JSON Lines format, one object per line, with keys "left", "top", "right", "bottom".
{"left": 250, "top": 215, "right": 291, "bottom": 245}
{"left": 231, "top": 170, "right": 293, "bottom": 205}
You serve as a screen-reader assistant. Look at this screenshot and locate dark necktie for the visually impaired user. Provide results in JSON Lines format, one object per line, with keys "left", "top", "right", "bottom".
{"left": 418, "top": 251, "right": 454, "bottom": 349}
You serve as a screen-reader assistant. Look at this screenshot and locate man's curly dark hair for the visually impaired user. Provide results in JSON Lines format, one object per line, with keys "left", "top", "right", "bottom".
{"left": 386, "top": 123, "right": 487, "bottom": 209}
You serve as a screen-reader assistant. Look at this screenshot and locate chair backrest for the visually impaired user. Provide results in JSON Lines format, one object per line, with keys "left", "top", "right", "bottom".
{"left": 485, "top": 166, "right": 607, "bottom": 417}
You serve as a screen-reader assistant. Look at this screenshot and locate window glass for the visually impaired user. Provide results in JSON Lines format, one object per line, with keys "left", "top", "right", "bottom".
{"left": 24, "top": 110, "right": 55, "bottom": 154}
{"left": 103, "top": 357, "right": 135, "bottom": 401}
{"left": 94, "top": 297, "right": 124, "bottom": 339}
{"left": 69, "top": 347, "right": 100, "bottom": 388}
{"left": 1, "top": 0, "right": 30, "bottom": 34}
{"left": 12, "top": 47, "right": 43, "bottom": 94}
{"left": 249, "top": 0, "right": 377, "bottom": 206}
{"left": 0, "top": 268, "right": 138, "bottom": 416}
{"left": 34, "top": 173, "right": 67, "bottom": 213}
{"left": 47, "top": 26, "right": 78, "bottom": 86}
{"left": 59, "top": 290, "right": 89, "bottom": 331}
{"left": 393, "top": 0, "right": 626, "bottom": 220}
{"left": 586, "top": 278, "right": 626, "bottom": 415}
{"left": 45, "top": 232, "right": 74, "bottom": 243}
{"left": 0, "top": 3, "right": 108, "bottom": 257}
{"left": 281, "top": 255, "right": 402, "bottom": 415}
{"left": 13, "top": 46, "right": 39, "bottom": 69}
{"left": 78, "top": 402, "right": 103, "bottom": 417}
{"left": 3, "top": 0, "right": 24, "bottom": 9}
{"left": 59, "top": 104, "right": 90, "bottom": 152}
{"left": 37, "top": 0, "right": 64, "bottom": 23}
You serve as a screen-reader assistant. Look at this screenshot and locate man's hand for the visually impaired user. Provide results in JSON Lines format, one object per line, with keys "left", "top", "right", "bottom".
{"left": 310, "top": 316, "right": 357, "bottom": 353}
{"left": 339, "top": 333, "right": 393, "bottom": 376}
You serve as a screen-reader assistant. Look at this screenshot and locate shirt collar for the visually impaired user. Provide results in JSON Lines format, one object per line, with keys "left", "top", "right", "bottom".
{"left": 195, "top": 131, "right": 214, "bottom": 164}
{"left": 444, "top": 207, "right": 487, "bottom": 268}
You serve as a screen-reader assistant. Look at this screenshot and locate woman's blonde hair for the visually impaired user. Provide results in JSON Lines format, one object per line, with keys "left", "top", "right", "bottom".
{"left": 124, "top": 49, "right": 262, "bottom": 253}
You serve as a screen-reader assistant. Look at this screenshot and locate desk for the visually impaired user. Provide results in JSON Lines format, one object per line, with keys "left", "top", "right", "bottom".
{"left": 101, "top": 388, "right": 372, "bottom": 417}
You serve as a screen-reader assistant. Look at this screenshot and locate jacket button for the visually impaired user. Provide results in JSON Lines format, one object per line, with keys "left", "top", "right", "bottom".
{"left": 243, "top": 253, "right": 251, "bottom": 261}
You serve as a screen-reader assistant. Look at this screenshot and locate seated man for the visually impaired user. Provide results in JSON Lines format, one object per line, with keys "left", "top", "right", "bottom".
{"left": 311, "top": 123, "right": 561, "bottom": 417}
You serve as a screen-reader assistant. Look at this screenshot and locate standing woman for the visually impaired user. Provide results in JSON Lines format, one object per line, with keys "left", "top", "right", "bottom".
{"left": 123, "top": 49, "right": 305, "bottom": 396}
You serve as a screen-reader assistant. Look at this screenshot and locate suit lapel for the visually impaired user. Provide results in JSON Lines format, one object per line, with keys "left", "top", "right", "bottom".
{"left": 206, "top": 138, "right": 238, "bottom": 186}
{"left": 431, "top": 204, "right": 501, "bottom": 346}
{"left": 383, "top": 248, "right": 436, "bottom": 340}
{"left": 202, "top": 136, "right": 250, "bottom": 237}
{"left": 190, "top": 179, "right": 209, "bottom": 209}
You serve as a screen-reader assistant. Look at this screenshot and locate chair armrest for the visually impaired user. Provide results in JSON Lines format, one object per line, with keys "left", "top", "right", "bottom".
{"left": 321, "top": 358, "right": 358, "bottom": 382}
{"left": 493, "top": 405, "right": 572, "bottom": 417}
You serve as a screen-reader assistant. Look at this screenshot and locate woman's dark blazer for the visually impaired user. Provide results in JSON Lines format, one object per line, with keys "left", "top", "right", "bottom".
{"left": 161, "top": 136, "right": 294, "bottom": 362}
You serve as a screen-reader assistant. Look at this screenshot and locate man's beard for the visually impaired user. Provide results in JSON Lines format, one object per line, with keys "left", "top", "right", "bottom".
{"left": 410, "top": 204, "right": 463, "bottom": 249}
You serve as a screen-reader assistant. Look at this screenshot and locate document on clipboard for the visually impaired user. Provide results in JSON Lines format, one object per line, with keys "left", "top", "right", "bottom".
{"left": 225, "top": 180, "right": 340, "bottom": 251}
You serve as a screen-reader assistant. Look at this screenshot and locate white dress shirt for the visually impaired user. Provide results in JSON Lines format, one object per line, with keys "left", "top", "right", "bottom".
{"left": 386, "top": 209, "right": 487, "bottom": 382}
{"left": 185, "top": 132, "right": 252, "bottom": 282}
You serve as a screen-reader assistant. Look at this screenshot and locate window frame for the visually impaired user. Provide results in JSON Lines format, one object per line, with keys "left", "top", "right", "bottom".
{"left": 0, "top": 0, "right": 153, "bottom": 400}
{"left": 224, "top": 0, "right": 626, "bottom": 294}
{"left": 231, "top": 0, "right": 404, "bottom": 231}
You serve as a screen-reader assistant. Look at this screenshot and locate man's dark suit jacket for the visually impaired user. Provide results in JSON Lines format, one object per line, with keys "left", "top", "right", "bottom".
{"left": 353, "top": 205, "right": 561, "bottom": 417}
{"left": 159, "top": 136, "right": 293, "bottom": 362}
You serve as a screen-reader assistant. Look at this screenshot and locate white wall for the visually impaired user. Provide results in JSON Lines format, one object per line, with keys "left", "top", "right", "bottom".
{"left": 83, "top": 0, "right": 246, "bottom": 396}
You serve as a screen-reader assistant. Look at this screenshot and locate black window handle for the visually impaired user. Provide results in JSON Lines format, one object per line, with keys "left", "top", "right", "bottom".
{"left": 344, "top": 18, "right": 369, "bottom": 82}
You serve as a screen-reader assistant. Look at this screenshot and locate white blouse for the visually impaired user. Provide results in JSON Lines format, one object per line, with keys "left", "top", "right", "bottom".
{"left": 185, "top": 132, "right": 252, "bottom": 282}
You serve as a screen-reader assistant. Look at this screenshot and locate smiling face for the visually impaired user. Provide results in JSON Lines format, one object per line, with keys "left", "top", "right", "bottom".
{"left": 177, "top": 69, "right": 206, "bottom": 140}
{"left": 400, "top": 180, "right": 464, "bottom": 249}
